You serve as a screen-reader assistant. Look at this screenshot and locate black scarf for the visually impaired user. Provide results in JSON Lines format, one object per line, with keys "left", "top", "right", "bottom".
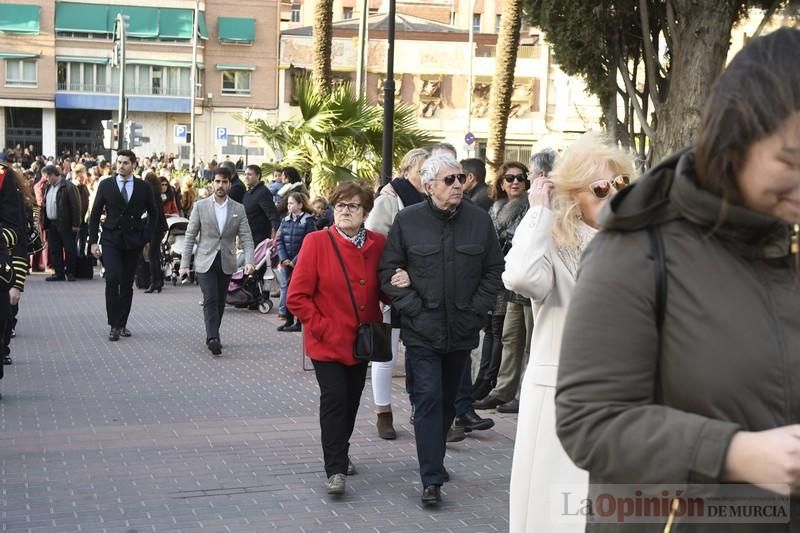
{"left": 390, "top": 177, "right": 424, "bottom": 208}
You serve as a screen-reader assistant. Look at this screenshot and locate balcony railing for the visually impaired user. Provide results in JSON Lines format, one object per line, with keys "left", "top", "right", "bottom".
{"left": 57, "top": 82, "right": 196, "bottom": 98}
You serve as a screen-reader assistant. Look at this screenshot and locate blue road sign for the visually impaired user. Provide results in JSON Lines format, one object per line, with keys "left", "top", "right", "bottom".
{"left": 215, "top": 127, "right": 228, "bottom": 141}
{"left": 174, "top": 125, "right": 187, "bottom": 139}
{"left": 465, "top": 132, "right": 475, "bottom": 145}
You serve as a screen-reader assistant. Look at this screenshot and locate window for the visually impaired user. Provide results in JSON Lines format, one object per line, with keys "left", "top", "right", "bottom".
{"left": 495, "top": 14, "right": 502, "bottom": 33}
{"left": 450, "top": 11, "right": 456, "bottom": 25}
{"left": 291, "top": 4, "right": 301, "bottom": 23}
{"left": 342, "top": 7, "right": 353, "bottom": 20}
{"left": 222, "top": 70, "right": 251, "bottom": 96}
{"left": 369, "top": 8, "right": 379, "bottom": 15}
{"left": 5, "top": 59, "right": 37, "bottom": 86}
{"left": 472, "top": 14, "right": 481, "bottom": 34}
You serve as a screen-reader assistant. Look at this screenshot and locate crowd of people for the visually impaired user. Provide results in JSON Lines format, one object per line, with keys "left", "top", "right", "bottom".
{"left": 1, "top": 29, "right": 800, "bottom": 531}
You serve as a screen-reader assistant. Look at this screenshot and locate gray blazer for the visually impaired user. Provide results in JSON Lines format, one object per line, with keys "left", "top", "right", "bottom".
{"left": 180, "top": 196, "right": 254, "bottom": 274}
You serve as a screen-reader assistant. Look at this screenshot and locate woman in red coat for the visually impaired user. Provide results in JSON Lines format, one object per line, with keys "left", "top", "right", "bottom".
{"left": 287, "top": 181, "right": 385, "bottom": 496}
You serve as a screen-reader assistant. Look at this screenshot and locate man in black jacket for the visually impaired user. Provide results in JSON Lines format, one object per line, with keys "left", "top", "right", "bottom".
{"left": 379, "top": 154, "right": 504, "bottom": 506}
{"left": 461, "top": 158, "right": 492, "bottom": 211}
{"left": 220, "top": 160, "right": 246, "bottom": 203}
{"left": 242, "top": 164, "right": 280, "bottom": 245}
{"left": 42, "top": 164, "right": 81, "bottom": 281}
{"left": 89, "top": 150, "right": 159, "bottom": 341}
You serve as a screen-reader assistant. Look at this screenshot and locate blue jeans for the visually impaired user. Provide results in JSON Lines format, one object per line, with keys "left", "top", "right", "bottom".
{"left": 405, "top": 345, "right": 469, "bottom": 487}
{"left": 277, "top": 266, "right": 291, "bottom": 316}
{"left": 455, "top": 356, "right": 474, "bottom": 417}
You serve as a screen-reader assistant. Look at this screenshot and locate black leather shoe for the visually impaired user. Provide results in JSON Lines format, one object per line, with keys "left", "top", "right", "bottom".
{"left": 472, "top": 395, "right": 504, "bottom": 410}
{"left": 277, "top": 322, "right": 294, "bottom": 332}
{"left": 207, "top": 338, "right": 222, "bottom": 356}
{"left": 284, "top": 323, "right": 302, "bottom": 332}
{"left": 421, "top": 485, "right": 441, "bottom": 505}
{"left": 454, "top": 410, "right": 495, "bottom": 432}
{"left": 66, "top": 274, "right": 76, "bottom": 282}
{"left": 2, "top": 355, "right": 12, "bottom": 365}
{"left": 108, "top": 327, "right": 120, "bottom": 341}
{"left": 120, "top": 328, "right": 132, "bottom": 338}
{"left": 45, "top": 275, "right": 65, "bottom": 282}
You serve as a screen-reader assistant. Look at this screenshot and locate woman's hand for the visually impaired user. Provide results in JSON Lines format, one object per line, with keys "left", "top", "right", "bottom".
{"left": 722, "top": 426, "right": 800, "bottom": 495}
{"left": 529, "top": 176, "right": 554, "bottom": 208}
{"left": 390, "top": 268, "right": 411, "bottom": 288}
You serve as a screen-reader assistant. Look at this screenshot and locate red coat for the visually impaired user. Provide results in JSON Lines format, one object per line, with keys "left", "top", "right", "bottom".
{"left": 287, "top": 226, "right": 386, "bottom": 365}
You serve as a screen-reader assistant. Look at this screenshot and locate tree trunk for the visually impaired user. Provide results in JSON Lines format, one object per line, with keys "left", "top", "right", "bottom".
{"left": 652, "top": 0, "right": 738, "bottom": 164}
{"left": 485, "top": 0, "right": 522, "bottom": 180}
{"left": 312, "top": 0, "right": 334, "bottom": 92}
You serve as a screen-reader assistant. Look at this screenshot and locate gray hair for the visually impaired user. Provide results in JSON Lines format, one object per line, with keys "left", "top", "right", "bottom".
{"left": 529, "top": 148, "right": 556, "bottom": 176}
{"left": 430, "top": 142, "right": 458, "bottom": 159}
{"left": 420, "top": 155, "right": 463, "bottom": 187}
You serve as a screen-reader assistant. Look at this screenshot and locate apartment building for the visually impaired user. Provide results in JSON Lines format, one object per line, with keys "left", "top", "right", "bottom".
{"left": 278, "top": 0, "right": 603, "bottom": 161}
{"left": 0, "top": 0, "right": 279, "bottom": 163}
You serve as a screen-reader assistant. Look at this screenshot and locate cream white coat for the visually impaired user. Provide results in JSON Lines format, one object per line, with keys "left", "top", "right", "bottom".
{"left": 502, "top": 205, "right": 589, "bottom": 533}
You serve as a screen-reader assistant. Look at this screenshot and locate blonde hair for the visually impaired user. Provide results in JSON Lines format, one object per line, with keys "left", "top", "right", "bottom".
{"left": 550, "top": 131, "right": 636, "bottom": 248}
{"left": 398, "top": 148, "right": 430, "bottom": 177}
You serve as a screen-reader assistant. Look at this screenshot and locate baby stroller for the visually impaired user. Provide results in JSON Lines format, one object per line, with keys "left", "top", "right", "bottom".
{"left": 161, "top": 216, "right": 196, "bottom": 285}
{"left": 226, "top": 238, "right": 275, "bottom": 314}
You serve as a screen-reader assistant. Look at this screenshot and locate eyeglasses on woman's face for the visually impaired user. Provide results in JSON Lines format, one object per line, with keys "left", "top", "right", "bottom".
{"left": 503, "top": 174, "right": 529, "bottom": 184}
{"left": 588, "top": 175, "right": 630, "bottom": 199}
{"left": 435, "top": 173, "right": 467, "bottom": 186}
{"left": 333, "top": 202, "right": 362, "bottom": 213}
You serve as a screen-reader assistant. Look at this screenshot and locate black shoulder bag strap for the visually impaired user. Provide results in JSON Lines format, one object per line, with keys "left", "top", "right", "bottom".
{"left": 326, "top": 229, "right": 361, "bottom": 325}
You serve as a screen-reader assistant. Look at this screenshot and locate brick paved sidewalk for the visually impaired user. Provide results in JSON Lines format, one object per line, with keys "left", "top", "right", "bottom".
{"left": 0, "top": 273, "right": 517, "bottom": 532}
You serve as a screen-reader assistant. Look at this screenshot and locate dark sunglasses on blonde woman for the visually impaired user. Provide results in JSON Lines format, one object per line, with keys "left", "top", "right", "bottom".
{"left": 589, "top": 175, "right": 630, "bottom": 199}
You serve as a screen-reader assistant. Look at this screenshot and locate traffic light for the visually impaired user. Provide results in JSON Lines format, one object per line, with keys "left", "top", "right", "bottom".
{"left": 101, "top": 120, "right": 119, "bottom": 150}
{"left": 124, "top": 120, "right": 144, "bottom": 148}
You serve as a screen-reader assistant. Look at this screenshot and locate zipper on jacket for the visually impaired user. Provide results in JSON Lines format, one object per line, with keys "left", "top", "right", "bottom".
{"left": 662, "top": 497, "right": 680, "bottom": 533}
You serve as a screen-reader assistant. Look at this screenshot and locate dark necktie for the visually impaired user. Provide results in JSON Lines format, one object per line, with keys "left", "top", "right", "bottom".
{"left": 120, "top": 179, "right": 129, "bottom": 203}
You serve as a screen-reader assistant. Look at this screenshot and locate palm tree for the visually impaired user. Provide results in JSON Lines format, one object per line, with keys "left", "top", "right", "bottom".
{"left": 485, "top": 0, "right": 523, "bottom": 180}
{"left": 247, "top": 77, "right": 433, "bottom": 198}
{"left": 312, "top": 0, "right": 334, "bottom": 92}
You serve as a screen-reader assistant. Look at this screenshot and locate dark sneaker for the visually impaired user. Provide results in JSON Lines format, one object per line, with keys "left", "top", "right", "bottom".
{"left": 207, "top": 338, "right": 222, "bottom": 356}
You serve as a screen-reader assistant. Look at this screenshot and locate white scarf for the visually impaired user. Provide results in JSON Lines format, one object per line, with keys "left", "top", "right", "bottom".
{"left": 556, "top": 222, "right": 598, "bottom": 280}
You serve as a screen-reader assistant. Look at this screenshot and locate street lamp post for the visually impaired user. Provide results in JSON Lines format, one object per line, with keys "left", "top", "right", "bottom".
{"left": 380, "top": 0, "right": 396, "bottom": 185}
{"left": 189, "top": 0, "right": 200, "bottom": 170}
{"left": 113, "top": 14, "right": 128, "bottom": 156}
{"left": 466, "top": 0, "right": 476, "bottom": 157}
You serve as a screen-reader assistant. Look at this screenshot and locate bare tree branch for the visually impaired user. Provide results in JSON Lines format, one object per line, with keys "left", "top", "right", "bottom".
{"left": 639, "top": 0, "right": 663, "bottom": 112}
{"left": 617, "top": 56, "right": 656, "bottom": 141}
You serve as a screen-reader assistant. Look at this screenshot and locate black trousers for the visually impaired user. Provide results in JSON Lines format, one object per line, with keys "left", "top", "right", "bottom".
{"left": 2, "top": 304, "right": 18, "bottom": 357}
{"left": 102, "top": 245, "right": 142, "bottom": 328}
{"left": 0, "top": 290, "right": 9, "bottom": 380}
{"left": 197, "top": 253, "right": 231, "bottom": 341}
{"left": 474, "top": 313, "right": 506, "bottom": 396}
{"left": 406, "top": 346, "right": 469, "bottom": 487}
{"left": 311, "top": 359, "right": 368, "bottom": 478}
{"left": 48, "top": 226, "right": 78, "bottom": 277}
{"left": 147, "top": 233, "right": 164, "bottom": 288}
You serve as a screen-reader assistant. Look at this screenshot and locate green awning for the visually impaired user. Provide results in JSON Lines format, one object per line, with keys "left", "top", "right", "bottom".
{"left": 0, "top": 4, "right": 40, "bottom": 35}
{"left": 218, "top": 17, "right": 255, "bottom": 43}
{"left": 110, "top": 6, "right": 159, "bottom": 38}
{"left": 56, "top": 55, "right": 109, "bottom": 64}
{"left": 160, "top": 8, "right": 193, "bottom": 39}
{"left": 127, "top": 58, "right": 192, "bottom": 68}
{"left": 55, "top": 2, "right": 109, "bottom": 33}
{"left": 198, "top": 12, "right": 208, "bottom": 39}
{"left": 216, "top": 64, "right": 255, "bottom": 71}
{"left": 0, "top": 52, "right": 39, "bottom": 59}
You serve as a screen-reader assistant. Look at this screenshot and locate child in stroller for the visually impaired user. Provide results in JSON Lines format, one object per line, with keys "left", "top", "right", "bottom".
{"left": 226, "top": 238, "right": 274, "bottom": 313}
{"left": 162, "top": 216, "right": 197, "bottom": 285}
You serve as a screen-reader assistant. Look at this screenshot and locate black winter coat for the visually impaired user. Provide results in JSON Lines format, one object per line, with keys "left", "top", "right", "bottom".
{"left": 379, "top": 198, "right": 505, "bottom": 352}
{"left": 242, "top": 181, "right": 280, "bottom": 245}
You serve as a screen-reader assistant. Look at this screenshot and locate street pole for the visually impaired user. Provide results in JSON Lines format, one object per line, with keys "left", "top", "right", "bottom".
{"left": 115, "top": 13, "right": 127, "bottom": 156}
{"left": 189, "top": 0, "right": 200, "bottom": 171}
{"left": 355, "top": 0, "right": 369, "bottom": 99}
{"left": 466, "top": 0, "right": 476, "bottom": 157}
{"left": 380, "top": 0, "right": 396, "bottom": 185}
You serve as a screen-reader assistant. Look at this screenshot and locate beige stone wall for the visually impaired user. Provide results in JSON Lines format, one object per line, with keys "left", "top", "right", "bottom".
{"left": 0, "top": 1, "right": 56, "bottom": 105}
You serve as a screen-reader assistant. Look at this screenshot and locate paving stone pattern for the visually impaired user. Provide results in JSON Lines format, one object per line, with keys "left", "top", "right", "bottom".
{"left": 1, "top": 273, "right": 517, "bottom": 532}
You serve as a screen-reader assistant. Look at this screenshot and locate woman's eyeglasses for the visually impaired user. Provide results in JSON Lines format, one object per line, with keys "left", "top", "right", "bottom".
{"left": 334, "top": 202, "right": 362, "bottom": 213}
{"left": 588, "top": 175, "right": 630, "bottom": 199}
{"left": 437, "top": 173, "right": 467, "bottom": 186}
{"left": 503, "top": 174, "right": 528, "bottom": 184}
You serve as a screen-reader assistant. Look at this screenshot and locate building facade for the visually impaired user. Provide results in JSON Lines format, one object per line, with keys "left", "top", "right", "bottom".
{"left": 0, "top": 0, "right": 279, "bottom": 164}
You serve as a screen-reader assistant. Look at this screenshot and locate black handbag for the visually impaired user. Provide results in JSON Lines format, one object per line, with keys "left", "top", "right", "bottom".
{"left": 326, "top": 229, "right": 392, "bottom": 363}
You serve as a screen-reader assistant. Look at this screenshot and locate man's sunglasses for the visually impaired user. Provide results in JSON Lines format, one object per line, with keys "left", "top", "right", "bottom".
{"left": 437, "top": 173, "right": 467, "bottom": 186}
{"left": 503, "top": 174, "right": 529, "bottom": 183}
{"left": 589, "top": 175, "right": 630, "bottom": 199}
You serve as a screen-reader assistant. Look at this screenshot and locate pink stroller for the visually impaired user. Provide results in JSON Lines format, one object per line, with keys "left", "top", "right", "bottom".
{"left": 225, "top": 238, "right": 275, "bottom": 313}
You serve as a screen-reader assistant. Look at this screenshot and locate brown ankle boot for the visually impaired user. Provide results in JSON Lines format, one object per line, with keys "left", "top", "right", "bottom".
{"left": 376, "top": 411, "right": 397, "bottom": 440}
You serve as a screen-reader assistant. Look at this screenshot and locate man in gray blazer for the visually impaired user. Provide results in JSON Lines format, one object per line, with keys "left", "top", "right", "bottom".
{"left": 180, "top": 167, "right": 254, "bottom": 356}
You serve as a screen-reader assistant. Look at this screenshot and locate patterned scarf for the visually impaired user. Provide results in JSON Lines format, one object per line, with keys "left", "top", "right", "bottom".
{"left": 335, "top": 225, "right": 367, "bottom": 249}
{"left": 556, "top": 221, "right": 599, "bottom": 280}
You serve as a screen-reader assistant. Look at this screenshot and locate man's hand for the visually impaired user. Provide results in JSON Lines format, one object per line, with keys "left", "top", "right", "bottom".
{"left": 390, "top": 268, "right": 411, "bottom": 288}
{"left": 179, "top": 267, "right": 190, "bottom": 278}
{"left": 90, "top": 244, "right": 101, "bottom": 258}
{"left": 244, "top": 263, "right": 255, "bottom": 276}
{"left": 9, "top": 287, "right": 22, "bottom": 306}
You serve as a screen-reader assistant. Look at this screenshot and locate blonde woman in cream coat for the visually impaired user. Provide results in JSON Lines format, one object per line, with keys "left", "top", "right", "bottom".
{"left": 503, "top": 132, "right": 635, "bottom": 532}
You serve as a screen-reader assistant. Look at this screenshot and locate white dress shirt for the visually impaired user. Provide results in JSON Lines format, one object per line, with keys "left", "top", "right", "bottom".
{"left": 45, "top": 180, "right": 62, "bottom": 220}
{"left": 117, "top": 175, "right": 133, "bottom": 200}
{"left": 213, "top": 197, "right": 228, "bottom": 234}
